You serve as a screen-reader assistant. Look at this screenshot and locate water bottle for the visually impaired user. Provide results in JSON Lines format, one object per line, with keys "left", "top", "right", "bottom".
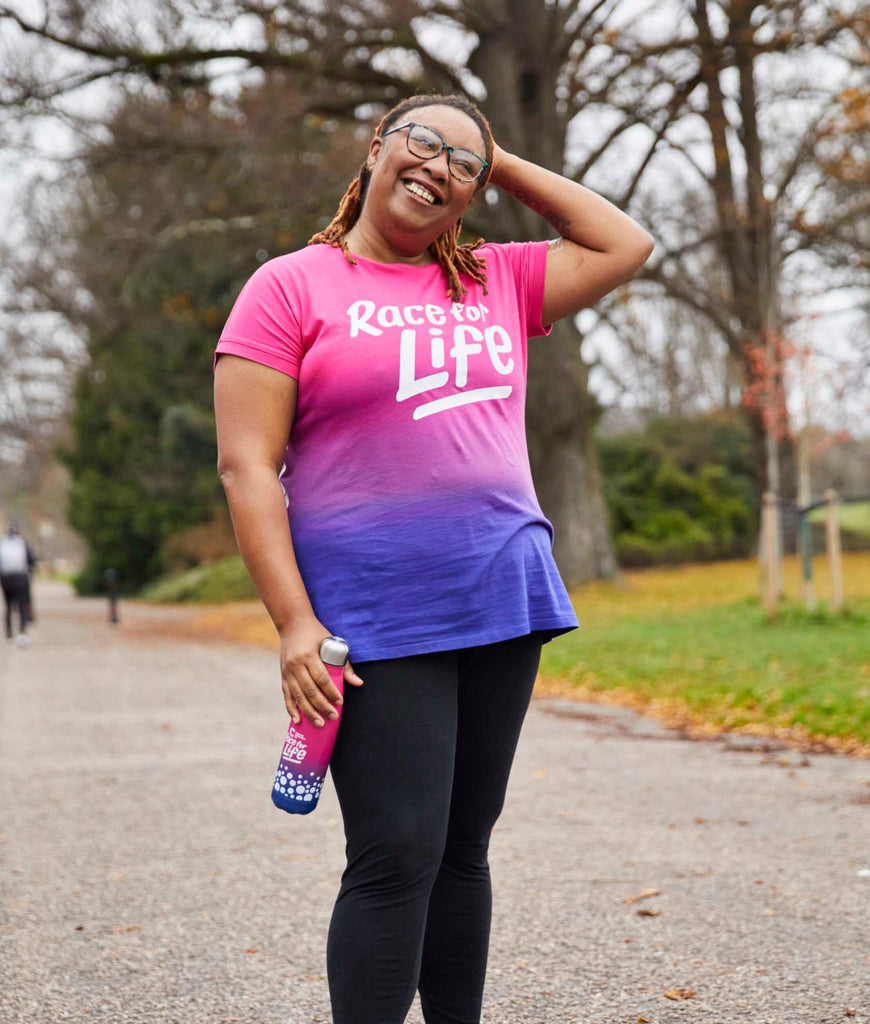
{"left": 271, "top": 635, "right": 350, "bottom": 815}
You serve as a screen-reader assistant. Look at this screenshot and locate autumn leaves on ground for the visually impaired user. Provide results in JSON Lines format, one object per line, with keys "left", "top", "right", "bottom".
{"left": 140, "top": 553, "right": 870, "bottom": 759}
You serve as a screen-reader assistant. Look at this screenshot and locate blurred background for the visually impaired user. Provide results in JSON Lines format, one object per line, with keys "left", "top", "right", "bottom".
{"left": 0, "top": 0, "right": 868, "bottom": 595}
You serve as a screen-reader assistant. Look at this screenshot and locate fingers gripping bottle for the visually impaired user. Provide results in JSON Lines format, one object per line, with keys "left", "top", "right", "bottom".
{"left": 271, "top": 636, "right": 349, "bottom": 815}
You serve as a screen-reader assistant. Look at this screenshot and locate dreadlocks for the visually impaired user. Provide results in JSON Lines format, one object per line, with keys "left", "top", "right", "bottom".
{"left": 308, "top": 94, "right": 495, "bottom": 301}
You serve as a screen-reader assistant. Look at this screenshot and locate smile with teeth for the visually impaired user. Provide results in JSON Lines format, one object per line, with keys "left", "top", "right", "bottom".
{"left": 403, "top": 180, "right": 440, "bottom": 205}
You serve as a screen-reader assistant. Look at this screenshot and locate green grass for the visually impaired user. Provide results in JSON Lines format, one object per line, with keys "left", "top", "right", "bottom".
{"left": 808, "top": 500, "right": 870, "bottom": 537}
{"left": 138, "top": 556, "right": 258, "bottom": 603}
{"left": 541, "top": 596, "right": 870, "bottom": 748}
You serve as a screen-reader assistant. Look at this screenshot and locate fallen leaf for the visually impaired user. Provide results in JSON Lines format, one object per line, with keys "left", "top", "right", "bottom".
{"left": 623, "top": 887, "right": 661, "bottom": 905}
{"left": 244, "top": 948, "right": 258, "bottom": 954}
{"left": 693, "top": 817, "right": 707, "bottom": 825}
{"left": 637, "top": 1017, "right": 651, "bottom": 1022}
{"left": 636, "top": 908, "right": 661, "bottom": 917}
{"left": 109, "top": 925, "right": 142, "bottom": 934}
{"left": 664, "top": 987, "right": 696, "bottom": 1000}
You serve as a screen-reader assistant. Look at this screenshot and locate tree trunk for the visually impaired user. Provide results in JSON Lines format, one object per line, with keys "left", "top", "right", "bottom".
{"left": 525, "top": 318, "right": 617, "bottom": 584}
{"left": 468, "top": 2, "right": 618, "bottom": 584}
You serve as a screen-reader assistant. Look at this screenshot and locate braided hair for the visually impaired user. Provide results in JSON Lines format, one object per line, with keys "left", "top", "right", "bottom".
{"left": 308, "top": 94, "right": 494, "bottom": 300}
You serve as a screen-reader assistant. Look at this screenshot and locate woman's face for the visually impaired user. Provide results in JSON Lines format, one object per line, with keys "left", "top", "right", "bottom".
{"left": 362, "top": 105, "right": 486, "bottom": 255}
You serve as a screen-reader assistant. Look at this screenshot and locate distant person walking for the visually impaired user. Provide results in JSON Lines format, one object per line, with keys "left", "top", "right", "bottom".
{"left": 1, "top": 522, "right": 36, "bottom": 647}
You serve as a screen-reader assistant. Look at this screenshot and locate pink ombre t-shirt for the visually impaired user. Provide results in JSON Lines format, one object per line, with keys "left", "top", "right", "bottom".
{"left": 215, "top": 241, "right": 577, "bottom": 661}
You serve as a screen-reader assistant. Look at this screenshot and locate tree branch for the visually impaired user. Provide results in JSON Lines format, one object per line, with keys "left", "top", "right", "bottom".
{"left": 638, "top": 262, "right": 741, "bottom": 352}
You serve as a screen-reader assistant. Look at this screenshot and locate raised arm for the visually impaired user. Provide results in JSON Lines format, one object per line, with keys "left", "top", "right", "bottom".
{"left": 214, "top": 355, "right": 363, "bottom": 724}
{"left": 487, "top": 145, "right": 655, "bottom": 325}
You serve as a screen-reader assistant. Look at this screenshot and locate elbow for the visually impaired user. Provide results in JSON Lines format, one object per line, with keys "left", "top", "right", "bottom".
{"left": 624, "top": 232, "right": 655, "bottom": 276}
{"left": 633, "top": 230, "right": 656, "bottom": 264}
{"left": 217, "top": 456, "right": 241, "bottom": 491}
{"left": 217, "top": 467, "right": 234, "bottom": 495}
{"left": 217, "top": 456, "right": 279, "bottom": 493}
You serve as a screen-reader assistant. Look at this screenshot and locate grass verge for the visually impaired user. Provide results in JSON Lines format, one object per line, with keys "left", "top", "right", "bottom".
{"left": 539, "top": 596, "right": 870, "bottom": 756}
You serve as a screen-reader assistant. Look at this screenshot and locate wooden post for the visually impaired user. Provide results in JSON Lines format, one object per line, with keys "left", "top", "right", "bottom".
{"left": 797, "top": 429, "right": 815, "bottom": 609}
{"left": 799, "top": 513, "right": 815, "bottom": 610}
{"left": 825, "top": 490, "right": 843, "bottom": 614}
{"left": 761, "top": 491, "right": 779, "bottom": 619}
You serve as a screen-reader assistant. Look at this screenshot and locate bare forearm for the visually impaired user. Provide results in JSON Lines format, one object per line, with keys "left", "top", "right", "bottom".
{"left": 220, "top": 465, "right": 315, "bottom": 633}
{"left": 489, "top": 149, "right": 653, "bottom": 255}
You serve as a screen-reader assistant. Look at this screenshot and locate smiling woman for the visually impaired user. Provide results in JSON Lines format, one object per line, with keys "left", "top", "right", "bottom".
{"left": 213, "top": 91, "right": 654, "bottom": 1024}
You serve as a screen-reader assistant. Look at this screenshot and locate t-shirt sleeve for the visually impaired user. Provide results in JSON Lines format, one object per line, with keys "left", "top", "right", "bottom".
{"left": 213, "top": 258, "right": 304, "bottom": 378}
{"left": 499, "top": 240, "right": 553, "bottom": 339}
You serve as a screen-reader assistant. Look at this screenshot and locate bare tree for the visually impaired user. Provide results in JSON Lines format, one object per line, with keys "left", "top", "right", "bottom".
{"left": 592, "top": 0, "right": 870, "bottom": 497}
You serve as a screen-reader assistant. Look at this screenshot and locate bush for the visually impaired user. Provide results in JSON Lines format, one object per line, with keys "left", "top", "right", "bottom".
{"left": 138, "top": 555, "right": 258, "bottom": 603}
{"left": 598, "top": 412, "right": 756, "bottom": 567}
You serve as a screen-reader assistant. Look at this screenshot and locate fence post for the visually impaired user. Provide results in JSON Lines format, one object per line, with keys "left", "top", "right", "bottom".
{"left": 104, "top": 568, "right": 120, "bottom": 625}
{"left": 797, "top": 429, "right": 814, "bottom": 610}
{"left": 799, "top": 510, "right": 815, "bottom": 610}
{"left": 760, "top": 491, "right": 779, "bottom": 619}
{"left": 825, "top": 489, "right": 843, "bottom": 614}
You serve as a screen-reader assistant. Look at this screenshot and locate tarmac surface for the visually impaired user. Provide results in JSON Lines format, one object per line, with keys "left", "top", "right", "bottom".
{"left": 2, "top": 580, "right": 869, "bottom": 1024}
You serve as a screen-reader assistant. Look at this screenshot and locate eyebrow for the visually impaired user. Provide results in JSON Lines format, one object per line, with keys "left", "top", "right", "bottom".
{"left": 412, "top": 121, "right": 486, "bottom": 160}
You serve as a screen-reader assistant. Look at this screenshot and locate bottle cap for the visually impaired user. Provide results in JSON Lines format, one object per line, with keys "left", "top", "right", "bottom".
{"left": 319, "top": 635, "right": 349, "bottom": 666}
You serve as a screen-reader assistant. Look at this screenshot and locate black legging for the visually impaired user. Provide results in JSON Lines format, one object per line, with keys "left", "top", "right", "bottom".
{"left": 326, "top": 631, "right": 543, "bottom": 1024}
{"left": 1, "top": 573, "right": 29, "bottom": 639}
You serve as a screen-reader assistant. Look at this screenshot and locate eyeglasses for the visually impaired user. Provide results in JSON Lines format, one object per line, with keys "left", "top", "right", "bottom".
{"left": 381, "top": 122, "right": 488, "bottom": 184}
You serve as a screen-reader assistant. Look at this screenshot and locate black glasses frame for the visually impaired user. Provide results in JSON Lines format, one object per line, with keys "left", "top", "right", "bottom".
{"left": 381, "top": 122, "right": 488, "bottom": 184}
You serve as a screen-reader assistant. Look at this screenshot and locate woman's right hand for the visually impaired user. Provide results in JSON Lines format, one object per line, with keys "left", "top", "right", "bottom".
{"left": 279, "top": 617, "right": 364, "bottom": 726}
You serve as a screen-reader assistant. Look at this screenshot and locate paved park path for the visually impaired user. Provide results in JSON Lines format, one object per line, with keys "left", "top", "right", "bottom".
{"left": 2, "top": 581, "right": 869, "bottom": 1024}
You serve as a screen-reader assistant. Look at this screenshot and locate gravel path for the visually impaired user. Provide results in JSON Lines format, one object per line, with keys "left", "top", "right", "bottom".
{"left": 2, "top": 580, "right": 869, "bottom": 1024}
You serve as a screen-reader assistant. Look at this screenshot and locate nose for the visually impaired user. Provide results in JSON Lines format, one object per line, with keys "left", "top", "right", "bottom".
{"left": 422, "top": 148, "right": 450, "bottom": 181}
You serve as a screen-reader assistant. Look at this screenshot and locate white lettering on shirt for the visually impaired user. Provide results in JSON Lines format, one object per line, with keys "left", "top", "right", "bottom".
{"left": 347, "top": 300, "right": 383, "bottom": 337}
{"left": 346, "top": 299, "right": 514, "bottom": 419}
{"left": 450, "top": 325, "right": 483, "bottom": 388}
{"left": 397, "top": 329, "right": 450, "bottom": 401}
{"left": 377, "top": 305, "right": 404, "bottom": 329}
{"left": 484, "top": 325, "right": 515, "bottom": 375}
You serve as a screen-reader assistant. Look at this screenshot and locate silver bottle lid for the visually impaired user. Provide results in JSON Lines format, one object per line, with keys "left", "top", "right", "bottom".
{"left": 319, "top": 635, "right": 350, "bottom": 667}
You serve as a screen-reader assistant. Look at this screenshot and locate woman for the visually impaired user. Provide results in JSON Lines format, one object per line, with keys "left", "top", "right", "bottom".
{"left": 214, "top": 93, "right": 653, "bottom": 1024}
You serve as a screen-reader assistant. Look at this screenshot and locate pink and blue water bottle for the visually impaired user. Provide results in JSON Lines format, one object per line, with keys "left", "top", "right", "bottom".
{"left": 271, "top": 635, "right": 349, "bottom": 815}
